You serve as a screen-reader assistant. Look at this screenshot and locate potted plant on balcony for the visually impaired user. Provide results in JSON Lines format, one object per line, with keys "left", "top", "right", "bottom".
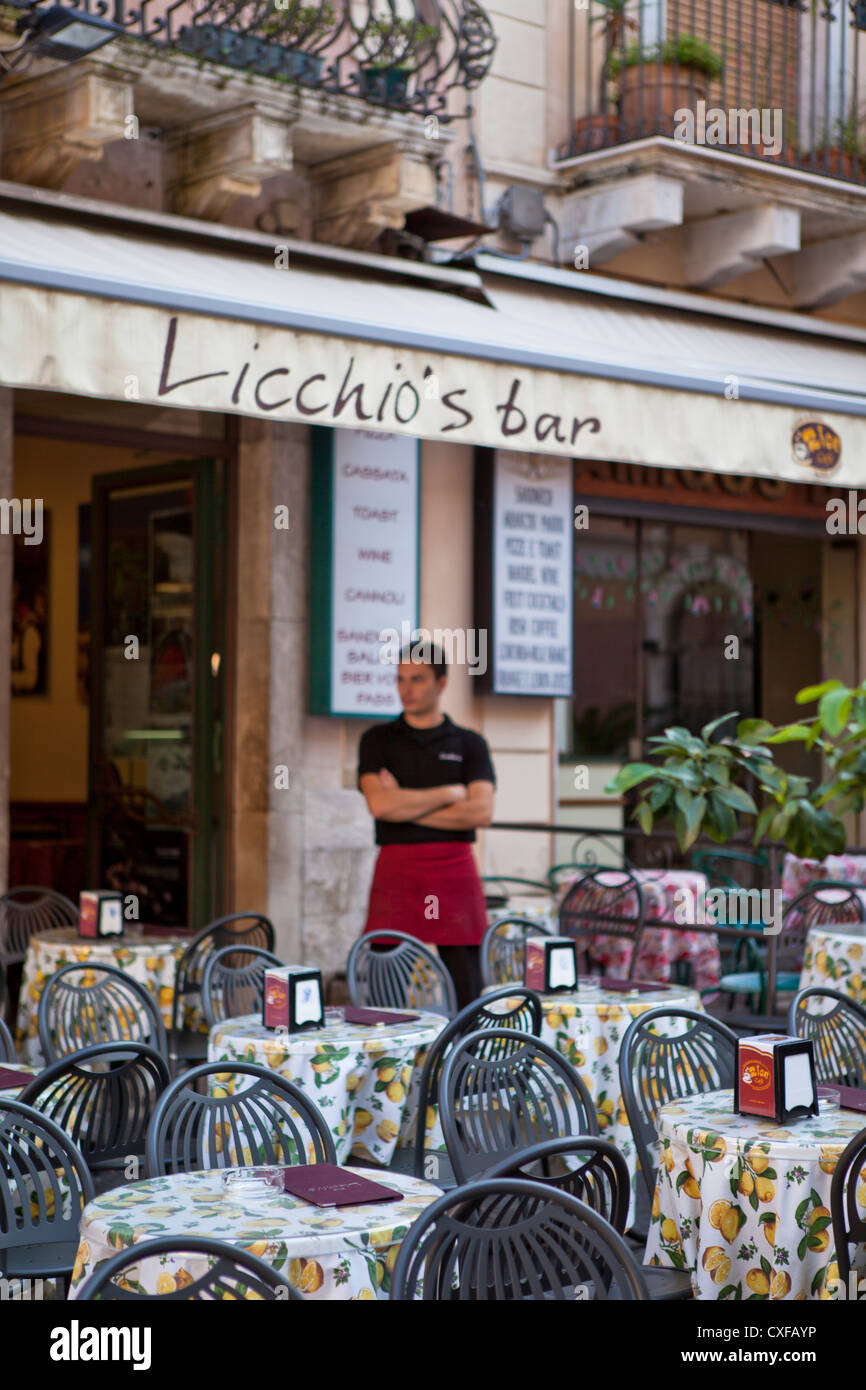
{"left": 358, "top": 15, "right": 438, "bottom": 106}
{"left": 609, "top": 33, "right": 724, "bottom": 136}
{"left": 813, "top": 108, "right": 866, "bottom": 180}
{"left": 257, "top": 1, "right": 337, "bottom": 82}
{"left": 179, "top": 0, "right": 335, "bottom": 81}
{"left": 568, "top": 0, "right": 638, "bottom": 153}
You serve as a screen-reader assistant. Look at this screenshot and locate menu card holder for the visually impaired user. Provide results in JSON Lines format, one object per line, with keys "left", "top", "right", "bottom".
{"left": 263, "top": 966, "right": 324, "bottom": 1033}
{"left": 525, "top": 937, "right": 578, "bottom": 994}
{"left": 735, "top": 1034, "right": 819, "bottom": 1124}
{"left": 79, "top": 890, "right": 124, "bottom": 939}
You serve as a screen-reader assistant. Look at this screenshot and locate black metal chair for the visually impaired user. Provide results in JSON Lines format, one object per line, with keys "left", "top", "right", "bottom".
{"left": 0, "top": 1015, "right": 14, "bottom": 1063}
{"left": 145, "top": 1060, "right": 336, "bottom": 1177}
{"left": 720, "top": 883, "right": 866, "bottom": 1013}
{"left": 18, "top": 1042, "right": 169, "bottom": 1191}
{"left": 485, "top": 1136, "right": 630, "bottom": 1231}
{"left": 829, "top": 1124, "right": 866, "bottom": 1294}
{"left": 169, "top": 912, "right": 276, "bottom": 1075}
{"left": 0, "top": 1098, "right": 94, "bottom": 1289}
{"left": 480, "top": 916, "right": 554, "bottom": 987}
{"left": 439, "top": 1027, "right": 598, "bottom": 1185}
{"left": 619, "top": 1006, "right": 738, "bottom": 1205}
{"left": 201, "top": 945, "right": 284, "bottom": 1028}
{"left": 38, "top": 961, "right": 167, "bottom": 1064}
{"left": 347, "top": 930, "right": 456, "bottom": 1019}
{"left": 392, "top": 987, "right": 542, "bottom": 1185}
{"left": 558, "top": 868, "right": 646, "bottom": 978}
{"left": 389, "top": 1179, "right": 648, "bottom": 1301}
{"left": 0, "top": 886, "right": 78, "bottom": 968}
{"left": 789, "top": 987, "right": 866, "bottom": 1086}
{"left": 75, "top": 1234, "right": 298, "bottom": 1301}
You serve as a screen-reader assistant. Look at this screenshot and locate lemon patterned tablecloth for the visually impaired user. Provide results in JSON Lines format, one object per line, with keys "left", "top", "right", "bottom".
{"left": 15, "top": 928, "right": 197, "bottom": 1065}
{"left": 646, "top": 1088, "right": 866, "bottom": 1300}
{"left": 70, "top": 1167, "right": 442, "bottom": 1300}
{"left": 476, "top": 980, "right": 702, "bottom": 1226}
{"left": 800, "top": 927, "right": 866, "bottom": 1005}
{"left": 208, "top": 1009, "right": 446, "bottom": 1166}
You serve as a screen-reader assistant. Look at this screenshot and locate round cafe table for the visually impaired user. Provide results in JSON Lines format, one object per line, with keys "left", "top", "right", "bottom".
{"left": 15, "top": 928, "right": 199, "bottom": 1065}
{"left": 69, "top": 1167, "right": 442, "bottom": 1300}
{"left": 645, "top": 1088, "right": 866, "bottom": 1300}
{"left": 466, "top": 978, "right": 703, "bottom": 1225}
{"left": 208, "top": 1008, "right": 446, "bottom": 1166}
{"left": 800, "top": 926, "right": 866, "bottom": 1006}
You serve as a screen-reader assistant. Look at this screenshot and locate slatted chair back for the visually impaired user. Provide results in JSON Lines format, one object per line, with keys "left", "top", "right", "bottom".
{"left": 171, "top": 912, "right": 276, "bottom": 1035}
{"left": 480, "top": 916, "right": 553, "bottom": 987}
{"left": 439, "top": 1027, "right": 598, "bottom": 1184}
{"left": 789, "top": 987, "right": 866, "bottom": 1087}
{"left": 145, "top": 1060, "right": 336, "bottom": 1177}
{"left": 389, "top": 1179, "right": 648, "bottom": 1301}
{"left": 411, "top": 987, "right": 542, "bottom": 1178}
{"left": 781, "top": 883, "right": 866, "bottom": 973}
{"left": 347, "top": 930, "right": 457, "bottom": 1018}
{"left": 0, "top": 1015, "right": 14, "bottom": 1063}
{"left": 829, "top": 1126, "right": 866, "bottom": 1289}
{"left": 201, "top": 946, "right": 284, "bottom": 1027}
{"left": 619, "top": 1007, "right": 738, "bottom": 1200}
{"left": 38, "top": 961, "right": 167, "bottom": 1064}
{"left": 18, "top": 1042, "right": 169, "bottom": 1180}
{"left": 0, "top": 886, "right": 78, "bottom": 966}
{"left": 558, "top": 868, "right": 646, "bottom": 977}
{"left": 0, "top": 1098, "right": 94, "bottom": 1275}
{"left": 485, "top": 1136, "right": 630, "bottom": 1233}
{"left": 75, "top": 1235, "right": 298, "bottom": 1301}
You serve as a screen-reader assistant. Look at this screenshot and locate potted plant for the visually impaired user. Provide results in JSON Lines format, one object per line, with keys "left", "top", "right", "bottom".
{"left": 609, "top": 33, "right": 724, "bottom": 136}
{"left": 358, "top": 15, "right": 438, "bottom": 106}
{"left": 568, "top": 0, "right": 638, "bottom": 152}
{"left": 257, "top": 1, "right": 336, "bottom": 82}
{"left": 178, "top": 1, "right": 335, "bottom": 81}
{"left": 813, "top": 109, "right": 866, "bottom": 180}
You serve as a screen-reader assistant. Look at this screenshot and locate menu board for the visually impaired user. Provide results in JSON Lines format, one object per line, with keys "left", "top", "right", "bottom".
{"left": 310, "top": 428, "right": 420, "bottom": 718}
{"left": 476, "top": 450, "right": 573, "bottom": 696}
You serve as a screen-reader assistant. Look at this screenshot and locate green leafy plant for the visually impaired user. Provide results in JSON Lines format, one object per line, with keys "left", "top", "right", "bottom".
{"left": 362, "top": 15, "right": 438, "bottom": 68}
{"left": 608, "top": 33, "right": 724, "bottom": 81}
{"left": 605, "top": 705, "right": 847, "bottom": 858}
{"left": 258, "top": 2, "right": 336, "bottom": 43}
{"left": 590, "top": 0, "right": 639, "bottom": 111}
{"left": 768, "top": 678, "right": 866, "bottom": 818}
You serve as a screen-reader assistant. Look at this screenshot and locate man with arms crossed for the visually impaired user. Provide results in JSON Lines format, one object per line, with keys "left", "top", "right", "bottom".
{"left": 358, "top": 644, "right": 495, "bottom": 1009}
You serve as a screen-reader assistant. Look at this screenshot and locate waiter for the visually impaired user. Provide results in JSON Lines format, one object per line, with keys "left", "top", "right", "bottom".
{"left": 358, "top": 643, "right": 495, "bottom": 1009}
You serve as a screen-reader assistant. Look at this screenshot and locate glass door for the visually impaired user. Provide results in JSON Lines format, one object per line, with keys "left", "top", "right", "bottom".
{"left": 87, "top": 461, "right": 225, "bottom": 931}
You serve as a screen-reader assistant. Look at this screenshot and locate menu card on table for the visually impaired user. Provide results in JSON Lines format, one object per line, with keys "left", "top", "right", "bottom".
{"left": 819, "top": 1085, "right": 866, "bottom": 1113}
{"left": 597, "top": 977, "right": 658, "bottom": 994}
{"left": 0, "top": 1067, "right": 35, "bottom": 1089}
{"left": 281, "top": 1164, "right": 397, "bottom": 1207}
{"left": 340, "top": 1007, "right": 419, "bottom": 1026}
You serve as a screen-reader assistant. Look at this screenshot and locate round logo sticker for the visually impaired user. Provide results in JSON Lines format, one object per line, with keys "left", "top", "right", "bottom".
{"left": 743, "top": 1062, "right": 772, "bottom": 1091}
{"left": 792, "top": 419, "right": 842, "bottom": 473}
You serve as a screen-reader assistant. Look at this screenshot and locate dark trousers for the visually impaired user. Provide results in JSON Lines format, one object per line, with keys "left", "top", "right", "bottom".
{"left": 438, "top": 945, "right": 482, "bottom": 1012}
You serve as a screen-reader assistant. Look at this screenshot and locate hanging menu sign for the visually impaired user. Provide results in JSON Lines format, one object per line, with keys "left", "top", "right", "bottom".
{"left": 475, "top": 450, "right": 574, "bottom": 696}
{"left": 310, "top": 428, "right": 420, "bottom": 718}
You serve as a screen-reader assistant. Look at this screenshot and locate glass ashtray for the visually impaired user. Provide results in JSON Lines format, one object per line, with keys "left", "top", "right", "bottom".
{"left": 220, "top": 1167, "right": 284, "bottom": 1198}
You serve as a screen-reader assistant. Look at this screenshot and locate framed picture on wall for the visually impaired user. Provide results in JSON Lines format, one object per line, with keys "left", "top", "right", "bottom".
{"left": 11, "top": 510, "right": 50, "bottom": 697}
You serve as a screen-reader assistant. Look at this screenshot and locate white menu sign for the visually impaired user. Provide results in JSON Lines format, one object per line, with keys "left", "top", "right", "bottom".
{"left": 330, "top": 430, "right": 419, "bottom": 716}
{"left": 493, "top": 452, "right": 573, "bottom": 695}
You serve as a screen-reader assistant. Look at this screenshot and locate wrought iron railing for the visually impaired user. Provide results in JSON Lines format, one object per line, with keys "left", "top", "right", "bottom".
{"left": 562, "top": 0, "right": 866, "bottom": 185}
{"left": 50, "top": 0, "right": 497, "bottom": 118}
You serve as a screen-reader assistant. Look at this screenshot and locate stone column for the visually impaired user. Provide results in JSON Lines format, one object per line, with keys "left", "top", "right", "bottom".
{"left": 0, "top": 390, "right": 11, "bottom": 892}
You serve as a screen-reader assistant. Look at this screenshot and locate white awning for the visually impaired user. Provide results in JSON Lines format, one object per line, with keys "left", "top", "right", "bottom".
{"left": 0, "top": 192, "right": 864, "bottom": 485}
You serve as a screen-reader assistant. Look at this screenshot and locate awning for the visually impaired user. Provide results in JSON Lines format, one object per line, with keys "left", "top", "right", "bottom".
{"left": 0, "top": 190, "right": 864, "bottom": 485}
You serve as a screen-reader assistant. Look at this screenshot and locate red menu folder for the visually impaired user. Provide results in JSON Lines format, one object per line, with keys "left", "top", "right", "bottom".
{"left": 597, "top": 977, "right": 658, "bottom": 994}
{"left": 341, "top": 1007, "right": 419, "bottom": 1026}
{"left": 281, "top": 1164, "right": 397, "bottom": 1207}
{"left": 819, "top": 1085, "right": 866, "bottom": 1113}
{"left": 0, "top": 1067, "right": 35, "bottom": 1090}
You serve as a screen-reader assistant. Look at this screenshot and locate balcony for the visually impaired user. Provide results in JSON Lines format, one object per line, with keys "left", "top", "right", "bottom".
{"left": 39, "top": 0, "right": 497, "bottom": 119}
{"left": 560, "top": 0, "right": 866, "bottom": 185}
{"left": 552, "top": 1, "right": 866, "bottom": 308}
{"left": 0, "top": 1, "right": 496, "bottom": 243}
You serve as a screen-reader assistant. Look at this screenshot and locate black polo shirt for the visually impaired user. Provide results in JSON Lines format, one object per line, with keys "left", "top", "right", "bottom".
{"left": 358, "top": 713, "right": 496, "bottom": 846}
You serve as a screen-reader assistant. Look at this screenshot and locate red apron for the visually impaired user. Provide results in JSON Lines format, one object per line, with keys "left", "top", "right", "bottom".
{"left": 363, "top": 842, "right": 488, "bottom": 946}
